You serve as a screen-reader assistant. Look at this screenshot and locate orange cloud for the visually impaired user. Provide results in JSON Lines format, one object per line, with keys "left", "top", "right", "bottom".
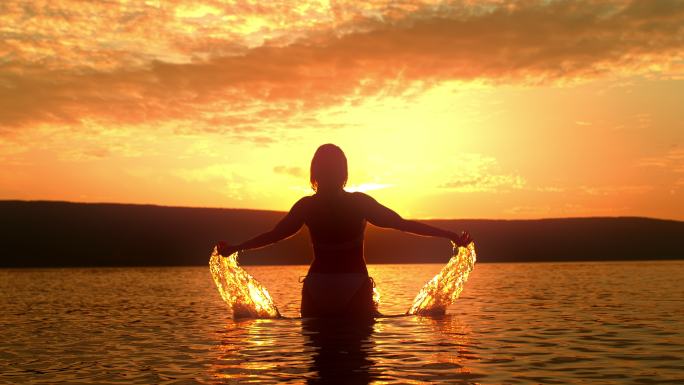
{"left": 273, "top": 165, "right": 304, "bottom": 177}
{"left": 439, "top": 153, "right": 525, "bottom": 192}
{"left": 1, "top": 0, "right": 683, "bottom": 132}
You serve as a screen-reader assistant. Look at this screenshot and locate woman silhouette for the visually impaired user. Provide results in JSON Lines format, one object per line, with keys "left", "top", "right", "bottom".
{"left": 217, "top": 144, "right": 471, "bottom": 318}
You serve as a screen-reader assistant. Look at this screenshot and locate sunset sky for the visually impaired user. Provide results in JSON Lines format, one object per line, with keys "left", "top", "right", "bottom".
{"left": 1, "top": 0, "right": 683, "bottom": 220}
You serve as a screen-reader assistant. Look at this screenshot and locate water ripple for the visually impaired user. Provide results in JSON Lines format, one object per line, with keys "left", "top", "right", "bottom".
{"left": 1, "top": 262, "right": 683, "bottom": 384}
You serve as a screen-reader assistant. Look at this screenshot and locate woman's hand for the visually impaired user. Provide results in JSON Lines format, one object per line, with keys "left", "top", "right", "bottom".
{"left": 449, "top": 231, "right": 473, "bottom": 248}
{"left": 216, "top": 241, "right": 239, "bottom": 257}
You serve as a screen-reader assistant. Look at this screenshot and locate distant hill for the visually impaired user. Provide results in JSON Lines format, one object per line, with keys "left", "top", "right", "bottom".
{"left": 1, "top": 200, "right": 683, "bottom": 267}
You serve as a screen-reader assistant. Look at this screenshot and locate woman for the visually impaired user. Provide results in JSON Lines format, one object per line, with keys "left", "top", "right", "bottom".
{"left": 217, "top": 144, "right": 472, "bottom": 318}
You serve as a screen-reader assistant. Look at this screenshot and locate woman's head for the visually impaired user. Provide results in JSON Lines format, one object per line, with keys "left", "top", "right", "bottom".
{"left": 310, "top": 144, "right": 348, "bottom": 192}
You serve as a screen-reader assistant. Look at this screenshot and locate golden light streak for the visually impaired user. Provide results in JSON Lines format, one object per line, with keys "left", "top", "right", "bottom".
{"left": 345, "top": 183, "right": 393, "bottom": 193}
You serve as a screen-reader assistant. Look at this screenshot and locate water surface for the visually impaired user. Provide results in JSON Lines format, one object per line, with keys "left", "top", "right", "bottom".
{"left": 2, "top": 261, "right": 683, "bottom": 384}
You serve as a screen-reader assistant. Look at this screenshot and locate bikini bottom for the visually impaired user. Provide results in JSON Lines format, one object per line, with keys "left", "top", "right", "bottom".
{"left": 301, "top": 273, "right": 378, "bottom": 318}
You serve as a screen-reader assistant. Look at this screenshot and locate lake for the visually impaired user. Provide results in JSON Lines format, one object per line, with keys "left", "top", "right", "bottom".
{"left": 1, "top": 261, "right": 683, "bottom": 384}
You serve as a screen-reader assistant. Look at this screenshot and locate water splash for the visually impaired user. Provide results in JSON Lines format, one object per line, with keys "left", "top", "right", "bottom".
{"left": 406, "top": 242, "right": 477, "bottom": 316}
{"left": 209, "top": 248, "right": 280, "bottom": 319}
{"left": 372, "top": 284, "right": 381, "bottom": 310}
{"left": 209, "top": 242, "right": 475, "bottom": 319}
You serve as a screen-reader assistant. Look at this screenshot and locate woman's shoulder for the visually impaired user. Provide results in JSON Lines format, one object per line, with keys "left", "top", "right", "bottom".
{"left": 295, "top": 195, "right": 315, "bottom": 207}
{"left": 348, "top": 191, "right": 376, "bottom": 205}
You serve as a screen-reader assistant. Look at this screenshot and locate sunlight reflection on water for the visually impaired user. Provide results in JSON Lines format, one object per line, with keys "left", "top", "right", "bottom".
{"left": 2, "top": 261, "right": 684, "bottom": 384}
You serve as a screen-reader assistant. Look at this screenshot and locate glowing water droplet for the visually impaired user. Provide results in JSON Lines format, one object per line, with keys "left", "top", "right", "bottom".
{"left": 407, "top": 242, "right": 476, "bottom": 316}
{"left": 209, "top": 248, "right": 280, "bottom": 319}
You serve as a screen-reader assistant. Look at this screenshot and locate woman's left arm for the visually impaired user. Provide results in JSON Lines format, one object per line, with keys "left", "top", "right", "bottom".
{"left": 217, "top": 198, "right": 308, "bottom": 256}
{"left": 358, "top": 192, "right": 472, "bottom": 247}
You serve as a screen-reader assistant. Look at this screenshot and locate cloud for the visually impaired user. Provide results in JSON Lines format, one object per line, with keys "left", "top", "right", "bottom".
{"left": 504, "top": 205, "right": 552, "bottom": 216}
{"left": 638, "top": 148, "right": 684, "bottom": 171}
{"left": 504, "top": 202, "right": 629, "bottom": 217}
{"left": 441, "top": 174, "right": 525, "bottom": 192}
{"left": 440, "top": 153, "right": 525, "bottom": 192}
{"left": 273, "top": 165, "right": 303, "bottom": 177}
{"left": 579, "top": 185, "right": 654, "bottom": 196}
{"left": 174, "top": 164, "right": 250, "bottom": 200}
{"left": 1, "top": 0, "right": 683, "bottom": 129}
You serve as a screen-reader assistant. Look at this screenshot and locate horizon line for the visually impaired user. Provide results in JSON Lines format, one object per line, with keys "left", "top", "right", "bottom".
{"left": 2, "top": 198, "right": 682, "bottom": 223}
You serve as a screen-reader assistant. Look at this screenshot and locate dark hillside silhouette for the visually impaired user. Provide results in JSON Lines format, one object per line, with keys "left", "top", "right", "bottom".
{"left": 1, "top": 200, "right": 683, "bottom": 267}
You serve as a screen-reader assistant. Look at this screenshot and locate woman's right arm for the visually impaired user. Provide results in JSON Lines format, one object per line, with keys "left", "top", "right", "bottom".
{"left": 357, "top": 193, "right": 472, "bottom": 246}
{"left": 216, "top": 197, "right": 308, "bottom": 256}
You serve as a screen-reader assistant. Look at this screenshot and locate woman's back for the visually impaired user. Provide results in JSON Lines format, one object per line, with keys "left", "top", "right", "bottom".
{"left": 302, "top": 191, "right": 368, "bottom": 274}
